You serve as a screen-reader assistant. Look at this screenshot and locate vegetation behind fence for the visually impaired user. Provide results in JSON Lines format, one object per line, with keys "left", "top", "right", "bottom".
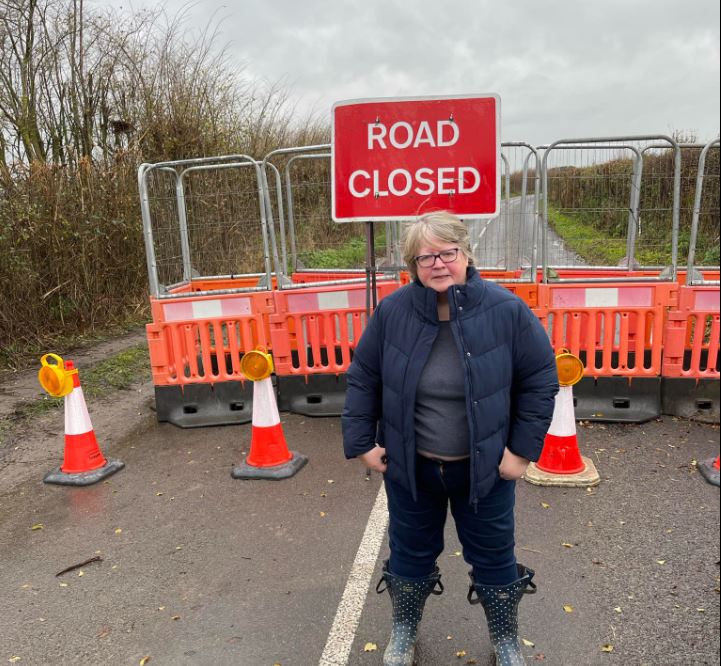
{"left": 542, "top": 146, "right": 720, "bottom": 266}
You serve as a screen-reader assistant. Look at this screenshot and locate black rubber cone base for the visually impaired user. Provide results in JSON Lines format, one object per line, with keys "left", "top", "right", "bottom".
{"left": 43, "top": 459, "right": 125, "bottom": 486}
{"left": 231, "top": 452, "right": 308, "bottom": 480}
{"left": 698, "top": 458, "right": 720, "bottom": 487}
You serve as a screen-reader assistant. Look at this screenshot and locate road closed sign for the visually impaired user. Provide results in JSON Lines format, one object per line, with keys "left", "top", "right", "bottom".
{"left": 332, "top": 94, "right": 500, "bottom": 222}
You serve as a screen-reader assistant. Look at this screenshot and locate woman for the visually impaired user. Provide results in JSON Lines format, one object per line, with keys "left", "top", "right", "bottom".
{"left": 342, "top": 212, "right": 558, "bottom": 666}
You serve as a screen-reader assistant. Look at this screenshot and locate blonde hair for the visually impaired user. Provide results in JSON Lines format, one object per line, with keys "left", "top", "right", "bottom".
{"left": 402, "top": 211, "right": 475, "bottom": 279}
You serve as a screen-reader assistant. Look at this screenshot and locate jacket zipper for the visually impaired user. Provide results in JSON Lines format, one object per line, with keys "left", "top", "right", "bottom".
{"left": 450, "top": 287, "right": 479, "bottom": 511}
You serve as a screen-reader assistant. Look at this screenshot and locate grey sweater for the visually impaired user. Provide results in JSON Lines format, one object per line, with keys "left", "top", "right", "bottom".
{"left": 414, "top": 321, "right": 470, "bottom": 459}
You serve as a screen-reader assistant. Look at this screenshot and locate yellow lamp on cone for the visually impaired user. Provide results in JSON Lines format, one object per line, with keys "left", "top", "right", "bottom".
{"left": 555, "top": 349, "right": 584, "bottom": 386}
{"left": 240, "top": 347, "right": 274, "bottom": 382}
{"left": 38, "top": 353, "right": 77, "bottom": 397}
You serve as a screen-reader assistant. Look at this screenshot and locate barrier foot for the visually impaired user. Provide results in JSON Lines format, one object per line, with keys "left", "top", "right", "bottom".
{"left": 231, "top": 452, "right": 308, "bottom": 480}
{"left": 524, "top": 456, "right": 600, "bottom": 488}
{"left": 698, "top": 457, "right": 720, "bottom": 487}
{"left": 43, "top": 459, "right": 125, "bottom": 486}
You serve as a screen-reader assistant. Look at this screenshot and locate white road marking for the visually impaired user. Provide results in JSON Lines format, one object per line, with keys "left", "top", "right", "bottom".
{"left": 318, "top": 484, "right": 388, "bottom": 666}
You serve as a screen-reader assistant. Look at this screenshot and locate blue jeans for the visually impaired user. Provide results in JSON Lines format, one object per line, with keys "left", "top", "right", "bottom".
{"left": 384, "top": 454, "right": 518, "bottom": 585}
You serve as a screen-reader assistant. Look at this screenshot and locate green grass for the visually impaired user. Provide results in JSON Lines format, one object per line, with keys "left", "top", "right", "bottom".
{"left": 300, "top": 231, "right": 389, "bottom": 269}
{"left": 547, "top": 206, "right": 625, "bottom": 265}
{"left": 547, "top": 206, "right": 673, "bottom": 267}
{"left": 300, "top": 237, "right": 369, "bottom": 268}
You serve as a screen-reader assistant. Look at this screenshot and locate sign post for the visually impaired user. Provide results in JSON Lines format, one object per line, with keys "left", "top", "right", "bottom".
{"left": 332, "top": 94, "right": 500, "bottom": 222}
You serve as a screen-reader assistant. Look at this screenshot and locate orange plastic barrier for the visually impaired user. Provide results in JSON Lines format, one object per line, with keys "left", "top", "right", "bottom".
{"left": 662, "top": 285, "right": 720, "bottom": 379}
{"left": 535, "top": 283, "right": 678, "bottom": 378}
{"left": 146, "top": 292, "right": 275, "bottom": 386}
{"left": 270, "top": 280, "right": 402, "bottom": 376}
{"left": 290, "top": 271, "right": 370, "bottom": 284}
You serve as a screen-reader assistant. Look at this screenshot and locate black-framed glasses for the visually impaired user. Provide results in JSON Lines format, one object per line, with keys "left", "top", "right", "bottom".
{"left": 414, "top": 248, "right": 460, "bottom": 268}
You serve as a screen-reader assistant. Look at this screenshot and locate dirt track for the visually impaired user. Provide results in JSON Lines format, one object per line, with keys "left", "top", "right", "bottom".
{"left": 0, "top": 328, "right": 151, "bottom": 492}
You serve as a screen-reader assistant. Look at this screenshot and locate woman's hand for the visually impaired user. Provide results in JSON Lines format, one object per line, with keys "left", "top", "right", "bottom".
{"left": 499, "top": 447, "right": 530, "bottom": 480}
{"left": 358, "top": 446, "right": 388, "bottom": 473}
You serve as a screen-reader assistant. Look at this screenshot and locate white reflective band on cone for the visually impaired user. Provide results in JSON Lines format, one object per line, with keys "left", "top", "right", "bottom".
{"left": 64, "top": 386, "right": 94, "bottom": 435}
{"left": 251, "top": 377, "right": 280, "bottom": 428}
{"left": 547, "top": 385, "right": 577, "bottom": 438}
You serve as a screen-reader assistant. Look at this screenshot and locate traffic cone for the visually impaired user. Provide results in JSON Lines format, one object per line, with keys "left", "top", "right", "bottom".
{"left": 698, "top": 455, "right": 720, "bottom": 487}
{"left": 525, "top": 351, "right": 600, "bottom": 488}
{"left": 44, "top": 360, "right": 124, "bottom": 486}
{"left": 231, "top": 376, "right": 307, "bottom": 480}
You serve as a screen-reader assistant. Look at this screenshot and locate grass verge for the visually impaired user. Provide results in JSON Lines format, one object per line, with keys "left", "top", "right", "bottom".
{"left": 0, "top": 315, "right": 149, "bottom": 374}
{"left": 547, "top": 206, "right": 671, "bottom": 266}
{"left": 0, "top": 344, "right": 150, "bottom": 447}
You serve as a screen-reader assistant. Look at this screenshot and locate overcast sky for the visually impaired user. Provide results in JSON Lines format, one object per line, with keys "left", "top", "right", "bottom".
{"left": 95, "top": 0, "right": 719, "bottom": 146}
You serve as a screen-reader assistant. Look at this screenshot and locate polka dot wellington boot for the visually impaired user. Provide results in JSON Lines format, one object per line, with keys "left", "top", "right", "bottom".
{"left": 375, "top": 560, "right": 443, "bottom": 666}
{"left": 467, "top": 564, "right": 537, "bottom": 666}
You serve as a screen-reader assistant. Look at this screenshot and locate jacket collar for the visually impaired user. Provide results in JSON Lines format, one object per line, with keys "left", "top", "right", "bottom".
{"left": 410, "top": 266, "right": 487, "bottom": 322}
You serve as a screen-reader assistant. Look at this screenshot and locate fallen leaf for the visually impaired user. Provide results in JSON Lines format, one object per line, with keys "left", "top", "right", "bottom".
{"left": 320, "top": 492, "right": 327, "bottom": 497}
{"left": 77, "top": 571, "right": 84, "bottom": 577}
{"left": 456, "top": 651, "right": 467, "bottom": 658}
{"left": 522, "top": 638, "right": 535, "bottom": 647}
{"left": 614, "top": 607, "right": 622, "bottom": 613}
{"left": 450, "top": 551, "right": 462, "bottom": 557}
{"left": 563, "top": 605, "right": 574, "bottom": 613}
{"left": 155, "top": 492, "right": 163, "bottom": 497}
{"left": 139, "top": 658, "right": 151, "bottom": 666}
{"left": 30, "top": 524, "right": 44, "bottom": 531}
{"left": 171, "top": 615, "right": 181, "bottom": 621}
{"left": 601, "top": 644, "right": 614, "bottom": 653}
{"left": 540, "top": 502, "right": 550, "bottom": 509}
{"left": 363, "top": 643, "right": 377, "bottom": 652}
{"left": 319, "top": 512, "right": 326, "bottom": 517}
{"left": 561, "top": 543, "right": 574, "bottom": 548}
{"left": 97, "top": 626, "right": 111, "bottom": 639}
{"left": 327, "top": 480, "right": 335, "bottom": 484}
{"left": 656, "top": 560, "right": 666, "bottom": 565}
{"left": 697, "top": 608, "right": 705, "bottom": 613}
{"left": 8, "top": 658, "right": 21, "bottom": 663}
{"left": 59, "top": 583, "right": 68, "bottom": 587}
{"left": 114, "top": 528, "right": 122, "bottom": 535}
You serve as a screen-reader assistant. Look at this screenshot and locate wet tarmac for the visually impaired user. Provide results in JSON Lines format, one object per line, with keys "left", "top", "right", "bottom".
{"left": 1, "top": 414, "right": 718, "bottom": 665}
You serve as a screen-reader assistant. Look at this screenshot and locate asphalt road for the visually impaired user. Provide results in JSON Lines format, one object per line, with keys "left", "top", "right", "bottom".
{"left": 0, "top": 411, "right": 718, "bottom": 666}
{"left": 469, "top": 195, "right": 583, "bottom": 270}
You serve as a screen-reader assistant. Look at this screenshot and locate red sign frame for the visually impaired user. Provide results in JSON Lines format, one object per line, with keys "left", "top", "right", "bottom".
{"left": 331, "top": 94, "right": 500, "bottom": 223}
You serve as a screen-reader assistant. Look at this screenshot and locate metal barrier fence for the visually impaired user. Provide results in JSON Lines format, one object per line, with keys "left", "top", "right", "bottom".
{"left": 539, "top": 137, "right": 719, "bottom": 282}
{"left": 540, "top": 135, "right": 680, "bottom": 280}
{"left": 138, "top": 135, "right": 720, "bottom": 427}
{"left": 139, "top": 155, "right": 273, "bottom": 298}
{"left": 686, "top": 139, "right": 720, "bottom": 286}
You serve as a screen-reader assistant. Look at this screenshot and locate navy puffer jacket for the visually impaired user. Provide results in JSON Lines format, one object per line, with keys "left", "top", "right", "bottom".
{"left": 342, "top": 267, "right": 559, "bottom": 506}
